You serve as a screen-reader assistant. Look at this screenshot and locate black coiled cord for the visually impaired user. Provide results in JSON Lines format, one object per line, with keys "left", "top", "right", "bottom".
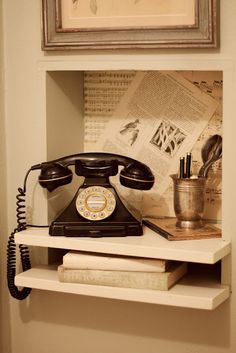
{"left": 7, "top": 169, "right": 32, "bottom": 300}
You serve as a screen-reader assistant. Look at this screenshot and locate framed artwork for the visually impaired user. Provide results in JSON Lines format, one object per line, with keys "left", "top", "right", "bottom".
{"left": 41, "top": 0, "right": 218, "bottom": 50}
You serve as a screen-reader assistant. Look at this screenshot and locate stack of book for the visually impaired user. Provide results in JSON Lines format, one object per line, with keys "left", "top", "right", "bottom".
{"left": 58, "top": 251, "right": 187, "bottom": 291}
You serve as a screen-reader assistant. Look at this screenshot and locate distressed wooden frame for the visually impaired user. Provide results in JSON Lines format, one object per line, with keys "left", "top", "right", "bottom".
{"left": 41, "top": 0, "right": 219, "bottom": 50}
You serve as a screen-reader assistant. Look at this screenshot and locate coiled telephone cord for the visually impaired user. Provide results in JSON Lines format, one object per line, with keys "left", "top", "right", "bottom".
{"left": 7, "top": 170, "right": 32, "bottom": 300}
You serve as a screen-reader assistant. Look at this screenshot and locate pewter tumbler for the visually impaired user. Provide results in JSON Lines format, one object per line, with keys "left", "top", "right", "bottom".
{"left": 171, "top": 174, "right": 206, "bottom": 229}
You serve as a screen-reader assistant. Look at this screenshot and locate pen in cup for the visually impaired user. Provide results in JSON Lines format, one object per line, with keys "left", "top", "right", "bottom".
{"left": 179, "top": 152, "right": 192, "bottom": 179}
{"left": 186, "top": 152, "right": 192, "bottom": 178}
{"left": 179, "top": 157, "right": 185, "bottom": 178}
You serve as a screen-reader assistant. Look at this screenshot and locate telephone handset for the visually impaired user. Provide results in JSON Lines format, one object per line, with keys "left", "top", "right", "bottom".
{"left": 7, "top": 152, "right": 154, "bottom": 300}
{"left": 33, "top": 152, "right": 155, "bottom": 237}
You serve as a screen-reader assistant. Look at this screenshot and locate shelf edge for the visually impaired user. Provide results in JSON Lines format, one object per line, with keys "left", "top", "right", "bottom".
{"left": 14, "top": 266, "right": 230, "bottom": 310}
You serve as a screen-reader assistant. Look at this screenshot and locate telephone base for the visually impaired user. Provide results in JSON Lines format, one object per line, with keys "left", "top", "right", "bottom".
{"left": 49, "top": 185, "right": 143, "bottom": 237}
{"left": 49, "top": 221, "right": 143, "bottom": 237}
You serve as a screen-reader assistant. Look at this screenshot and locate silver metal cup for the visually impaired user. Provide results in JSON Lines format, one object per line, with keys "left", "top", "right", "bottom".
{"left": 170, "top": 174, "right": 206, "bottom": 229}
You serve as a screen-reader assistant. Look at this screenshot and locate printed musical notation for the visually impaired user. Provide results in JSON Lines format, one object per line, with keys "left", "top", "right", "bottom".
{"left": 84, "top": 71, "right": 135, "bottom": 148}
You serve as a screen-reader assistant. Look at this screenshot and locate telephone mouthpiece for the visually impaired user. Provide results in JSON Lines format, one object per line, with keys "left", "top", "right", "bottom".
{"left": 120, "top": 162, "right": 154, "bottom": 190}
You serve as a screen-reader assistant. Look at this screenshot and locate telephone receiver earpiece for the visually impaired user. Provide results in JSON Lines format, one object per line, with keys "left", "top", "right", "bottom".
{"left": 38, "top": 162, "right": 73, "bottom": 192}
{"left": 32, "top": 152, "right": 154, "bottom": 192}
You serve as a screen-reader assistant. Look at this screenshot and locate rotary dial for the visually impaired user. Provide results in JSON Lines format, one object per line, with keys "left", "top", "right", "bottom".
{"left": 76, "top": 186, "right": 116, "bottom": 221}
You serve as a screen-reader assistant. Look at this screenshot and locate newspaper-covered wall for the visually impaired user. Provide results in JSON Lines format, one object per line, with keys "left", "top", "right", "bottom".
{"left": 84, "top": 70, "right": 222, "bottom": 221}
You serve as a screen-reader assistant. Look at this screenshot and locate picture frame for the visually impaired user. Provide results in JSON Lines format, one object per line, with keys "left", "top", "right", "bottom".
{"left": 41, "top": 0, "right": 218, "bottom": 50}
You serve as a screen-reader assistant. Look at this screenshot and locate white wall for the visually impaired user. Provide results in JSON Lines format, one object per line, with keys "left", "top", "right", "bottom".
{"left": 0, "top": 0, "right": 11, "bottom": 351}
{"left": 1, "top": 1, "right": 236, "bottom": 353}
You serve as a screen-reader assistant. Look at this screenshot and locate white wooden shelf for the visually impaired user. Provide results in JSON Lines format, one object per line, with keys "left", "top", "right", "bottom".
{"left": 14, "top": 227, "right": 231, "bottom": 310}
{"left": 14, "top": 265, "right": 230, "bottom": 310}
{"left": 15, "top": 226, "right": 231, "bottom": 264}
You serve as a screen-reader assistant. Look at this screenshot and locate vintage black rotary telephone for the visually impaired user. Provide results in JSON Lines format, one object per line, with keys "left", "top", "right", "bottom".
{"left": 7, "top": 152, "right": 154, "bottom": 299}
{"left": 33, "top": 152, "right": 154, "bottom": 237}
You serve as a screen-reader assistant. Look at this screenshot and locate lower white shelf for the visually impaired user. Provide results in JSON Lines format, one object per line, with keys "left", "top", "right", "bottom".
{"left": 15, "top": 265, "right": 230, "bottom": 310}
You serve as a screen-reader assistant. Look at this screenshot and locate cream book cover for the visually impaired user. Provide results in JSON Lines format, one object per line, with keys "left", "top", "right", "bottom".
{"left": 58, "top": 262, "right": 188, "bottom": 291}
{"left": 63, "top": 251, "right": 169, "bottom": 272}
